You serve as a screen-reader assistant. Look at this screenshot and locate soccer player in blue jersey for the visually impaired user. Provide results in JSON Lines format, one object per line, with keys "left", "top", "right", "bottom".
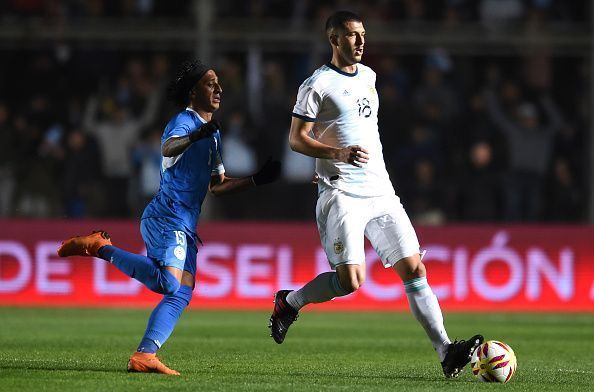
{"left": 268, "top": 11, "right": 483, "bottom": 378}
{"left": 58, "top": 60, "right": 281, "bottom": 375}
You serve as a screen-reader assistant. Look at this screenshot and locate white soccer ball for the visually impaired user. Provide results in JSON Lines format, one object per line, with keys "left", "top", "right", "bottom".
{"left": 470, "top": 340, "right": 517, "bottom": 383}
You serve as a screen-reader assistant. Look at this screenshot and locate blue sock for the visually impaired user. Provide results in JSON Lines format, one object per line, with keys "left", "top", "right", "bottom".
{"left": 98, "top": 245, "right": 180, "bottom": 295}
{"left": 137, "top": 285, "right": 193, "bottom": 353}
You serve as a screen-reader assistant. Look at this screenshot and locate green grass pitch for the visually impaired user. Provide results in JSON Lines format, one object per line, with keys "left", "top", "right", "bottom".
{"left": 0, "top": 308, "right": 592, "bottom": 391}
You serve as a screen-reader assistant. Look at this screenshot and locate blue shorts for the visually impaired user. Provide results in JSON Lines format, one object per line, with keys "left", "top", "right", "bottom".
{"left": 140, "top": 217, "right": 198, "bottom": 277}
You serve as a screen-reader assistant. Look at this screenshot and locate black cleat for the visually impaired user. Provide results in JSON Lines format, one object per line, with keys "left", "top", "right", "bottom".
{"left": 268, "top": 290, "right": 299, "bottom": 344}
{"left": 441, "top": 334, "right": 484, "bottom": 378}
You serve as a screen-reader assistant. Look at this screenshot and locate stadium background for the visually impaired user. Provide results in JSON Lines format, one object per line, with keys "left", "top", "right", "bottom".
{"left": 0, "top": 0, "right": 593, "bottom": 312}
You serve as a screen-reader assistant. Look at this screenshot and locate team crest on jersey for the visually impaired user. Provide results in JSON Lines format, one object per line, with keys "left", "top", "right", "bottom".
{"left": 174, "top": 245, "right": 186, "bottom": 260}
{"left": 333, "top": 238, "right": 344, "bottom": 254}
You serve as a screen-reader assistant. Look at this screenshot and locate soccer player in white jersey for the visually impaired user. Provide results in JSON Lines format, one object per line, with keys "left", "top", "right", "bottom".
{"left": 268, "top": 10, "right": 483, "bottom": 378}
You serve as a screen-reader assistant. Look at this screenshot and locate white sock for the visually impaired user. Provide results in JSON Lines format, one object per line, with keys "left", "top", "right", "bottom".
{"left": 286, "top": 272, "right": 349, "bottom": 310}
{"left": 404, "top": 277, "right": 451, "bottom": 361}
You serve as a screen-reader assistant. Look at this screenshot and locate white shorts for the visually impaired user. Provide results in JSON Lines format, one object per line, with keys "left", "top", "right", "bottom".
{"left": 316, "top": 188, "right": 420, "bottom": 269}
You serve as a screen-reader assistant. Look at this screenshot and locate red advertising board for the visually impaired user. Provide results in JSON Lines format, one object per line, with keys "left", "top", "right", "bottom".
{"left": 0, "top": 220, "right": 593, "bottom": 311}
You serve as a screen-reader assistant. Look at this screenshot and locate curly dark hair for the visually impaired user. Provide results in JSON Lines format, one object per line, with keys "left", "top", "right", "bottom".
{"left": 167, "top": 60, "right": 210, "bottom": 108}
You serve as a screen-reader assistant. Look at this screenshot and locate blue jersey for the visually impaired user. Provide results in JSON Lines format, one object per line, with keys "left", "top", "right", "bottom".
{"left": 141, "top": 108, "right": 224, "bottom": 235}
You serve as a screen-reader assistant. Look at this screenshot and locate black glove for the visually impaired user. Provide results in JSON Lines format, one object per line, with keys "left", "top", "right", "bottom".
{"left": 252, "top": 157, "right": 281, "bottom": 186}
{"left": 189, "top": 119, "right": 221, "bottom": 142}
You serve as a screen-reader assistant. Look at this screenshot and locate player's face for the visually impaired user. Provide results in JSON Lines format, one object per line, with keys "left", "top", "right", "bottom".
{"left": 192, "top": 70, "right": 222, "bottom": 112}
{"left": 336, "top": 21, "right": 365, "bottom": 64}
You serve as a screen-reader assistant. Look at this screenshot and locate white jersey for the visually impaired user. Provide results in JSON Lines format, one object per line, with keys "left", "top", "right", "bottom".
{"left": 292, "top": 62, "right": 395, "bottom": 197}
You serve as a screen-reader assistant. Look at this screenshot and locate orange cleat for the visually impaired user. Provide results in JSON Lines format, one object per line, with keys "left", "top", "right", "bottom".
{"left": 127, "top": 352, "right": 180, "bottom": 376}
{"left": 57, "top": 230, "right": 112, "bottom": 258}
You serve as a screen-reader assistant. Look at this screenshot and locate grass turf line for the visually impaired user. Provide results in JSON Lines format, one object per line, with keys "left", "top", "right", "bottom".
{"left": 0, "top": 308, "right": 593, "bottom": 391}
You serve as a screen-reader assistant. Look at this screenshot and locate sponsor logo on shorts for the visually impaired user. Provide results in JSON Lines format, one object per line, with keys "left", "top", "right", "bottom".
{"left": 333, "top": 239, "right": 344, "bottom": 254}
{"left": 174, "top": 245, "right": 186, "bottom": 260}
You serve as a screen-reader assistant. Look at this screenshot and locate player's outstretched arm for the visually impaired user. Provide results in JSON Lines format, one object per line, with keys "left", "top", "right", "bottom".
{"left": 162, "top": 119, "right": 221, "bottom": 157}
{"left": 289, "top": 116, "right": 369, "bottom": 167}
{"left": 208, "top": 157, "right": 282, "bottom": 196}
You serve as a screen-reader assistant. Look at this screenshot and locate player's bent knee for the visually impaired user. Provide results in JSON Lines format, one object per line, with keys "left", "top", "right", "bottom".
{"left": 336, "top": 265, "right": 365, "bottom": 293}
{"left": 411, "top": 261, "right": 426, "bottom": 277}
{"left": 181, "top": 271, "right": 196, "bottom": 290}
{"left": 159, "top": 279, "right": 180, "bottom": 295}
{"left": 393, "top": 255, "right": 426, "bottom": 281}
{"left": 157, "top": 269, "right": 181, "bottom": 295}
{"left": 341, "top": 277, "right": 364, "bottom": 293}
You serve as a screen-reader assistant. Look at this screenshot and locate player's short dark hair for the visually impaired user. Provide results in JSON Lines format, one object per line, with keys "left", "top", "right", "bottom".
{"left": 325, "top": 10, "right": 362, "bottom": 33}
{"left": 167, "top": 60, "right": 211, "bottom": 107}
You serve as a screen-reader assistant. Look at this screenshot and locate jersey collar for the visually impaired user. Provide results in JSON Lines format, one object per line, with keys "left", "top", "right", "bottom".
{"left": 185, "top": 107, "right": 208, "bottom": 124}
{"left": 326, "top": 62, "right": 358, "bottom": 77}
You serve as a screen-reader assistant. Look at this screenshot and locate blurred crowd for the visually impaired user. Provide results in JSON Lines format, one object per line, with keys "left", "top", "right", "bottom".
{"left": 0, "top": 0, "right": 587, "bottom": 23}
{"left": 0, "top": 0, "right": 589, "bottom": 223}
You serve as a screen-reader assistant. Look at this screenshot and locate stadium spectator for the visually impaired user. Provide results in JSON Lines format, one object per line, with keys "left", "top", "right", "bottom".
{"left": 545, "top": 156, "right": 583, "bottom": 222}
{"left": 61, "top": 127, "right": 103, "bottom": 217}
{"left": 82, "top": 82, "right": 160, "bottom": 216}
{"left": 257, "top": 60, "right": 291, "bottom": 160}
{"left": 455, "top": 139, "right": 503, "bottom": 221}
{"left": 408, "top": 158, "right": 446, "bottom": 225}
{"left": 485, "top": 86, "right": 564, "bottom": 221}
{"left": 414, "top": 48, "right": 460, "bottom": 123}
{"left": 130, "top": 127, "right": 162, "bottom": 215}
{"left": 212, "top": 57, "right": 246, "bottom": 125}
{"left": 12, "top": 98, "right": 63, "bottom": 217}
{"left": 219, "top": 110, "right": 257, "bottom": 177}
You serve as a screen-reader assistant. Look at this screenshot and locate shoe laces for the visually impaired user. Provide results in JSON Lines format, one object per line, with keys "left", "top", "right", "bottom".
{"left": 452, "top": 338, "right": 468, "bottom": 346}
{"left": 446, "top": 339, "right": 469, "bottom": 357}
